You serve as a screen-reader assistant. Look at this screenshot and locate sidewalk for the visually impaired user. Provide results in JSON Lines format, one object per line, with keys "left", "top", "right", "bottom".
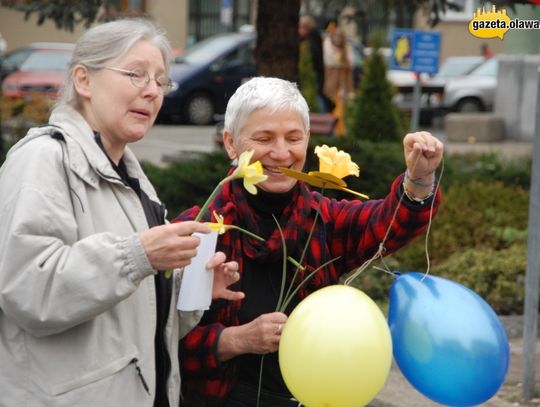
{"left": 370, "top": 316, "right": 540, "bottom": 407}
{"left": 428, "top": 124, "right": 532, "bottom": 160}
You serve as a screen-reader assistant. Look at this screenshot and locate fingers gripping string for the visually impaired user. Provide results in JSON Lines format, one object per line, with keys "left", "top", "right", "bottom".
{"left": 344, "top": 155, "right": 444, "bottom": 286}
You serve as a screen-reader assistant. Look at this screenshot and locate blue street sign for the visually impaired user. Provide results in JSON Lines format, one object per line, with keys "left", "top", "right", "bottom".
{"left": 390, "top": 29, "right": 441, "bottom": 74}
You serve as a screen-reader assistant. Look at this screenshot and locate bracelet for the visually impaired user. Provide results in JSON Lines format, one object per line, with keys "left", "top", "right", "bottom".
{"left": 402, "top": 182, "right": 435, "bottom": 204}
{"left": 404, "top": 170, "right": 435, "bottom": 188}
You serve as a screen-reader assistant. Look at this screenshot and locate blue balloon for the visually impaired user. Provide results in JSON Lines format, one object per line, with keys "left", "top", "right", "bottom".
{"left": 388, "top": 272, "right": 510, "bottom": 406}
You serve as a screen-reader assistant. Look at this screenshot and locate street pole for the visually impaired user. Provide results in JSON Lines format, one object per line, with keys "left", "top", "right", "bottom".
{"left": 522, "top": 64, "right": 540, "bottom": 401}
{"left": 410, "top": 72, "right": 421, "bottom": 133}
{"left": 0, "top": 59, "right": 4, "bottom": 161}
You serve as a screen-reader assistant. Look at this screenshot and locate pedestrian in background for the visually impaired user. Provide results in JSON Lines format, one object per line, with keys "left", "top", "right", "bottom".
{"left": 0, "top": 32, "right": 7, "bottom": 56}
{"left": 481, "top": 43, "right": 494, "bottom": 59}
{"left": 323, "top": 26, "right": 355, "bottom": 136}
{"left": 0, "top": 18, "right": 242, "bottom": 407}
{"left": 298, "top": 15, "right": 331, "bottom": 112}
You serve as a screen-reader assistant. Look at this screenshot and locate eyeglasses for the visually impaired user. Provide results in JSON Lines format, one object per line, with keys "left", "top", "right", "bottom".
{"left": 103, "top": 66, "right": 173, "bottom": 95}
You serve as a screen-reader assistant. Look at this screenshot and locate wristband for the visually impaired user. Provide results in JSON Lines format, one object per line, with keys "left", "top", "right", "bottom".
{"left": 404, "top": 170, "right": 435, "bottom": 188}
{"left": 402, "top": 182, "right": 435, "bottom": 205}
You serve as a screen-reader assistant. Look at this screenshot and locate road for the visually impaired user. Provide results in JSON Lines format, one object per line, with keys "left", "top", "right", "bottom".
{"left": 129, "top": 123, "right": 532, "bottom": 168}
{"left": 129, "top": 124, "right": 217, "bottom": 167}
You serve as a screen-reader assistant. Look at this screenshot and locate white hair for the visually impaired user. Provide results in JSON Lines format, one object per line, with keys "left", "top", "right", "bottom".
{"left": 224, "top": 77, "right": 310, "bottom": 141}
{"left": 57, "top": 18, "right": 171, "bottom": 108}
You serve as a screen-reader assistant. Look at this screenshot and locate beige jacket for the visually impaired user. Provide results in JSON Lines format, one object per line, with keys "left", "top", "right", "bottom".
{"left": 323, "top": 36, "right": 354, "bottom": 100}
{"left": 0, "top": 105, "right": 202, "bottom": 407}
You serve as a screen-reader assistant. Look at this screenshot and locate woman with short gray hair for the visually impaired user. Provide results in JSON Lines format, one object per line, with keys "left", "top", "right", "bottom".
{"left": 177, "top": 76, "right": 444, "bottom": 406}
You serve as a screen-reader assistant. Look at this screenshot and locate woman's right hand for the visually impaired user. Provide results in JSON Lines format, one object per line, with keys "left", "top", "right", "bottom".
{"left": 139, "top": 221, "right": 211, "bottom": 270}
{"left": 217, "top": 312, "right": 288, "bottom": 361}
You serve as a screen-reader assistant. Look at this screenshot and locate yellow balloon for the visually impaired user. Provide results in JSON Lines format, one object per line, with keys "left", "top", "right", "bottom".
{"left": 279, "top": 285, "right": 392, "bottom": 407}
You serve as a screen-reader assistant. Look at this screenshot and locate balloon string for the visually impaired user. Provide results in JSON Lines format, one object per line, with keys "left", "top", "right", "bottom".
{"left": 420, "top": 158, "right": 444, "bottom": 282}
{"left": 344, "top": 154, "right": 444, "bottom": 286}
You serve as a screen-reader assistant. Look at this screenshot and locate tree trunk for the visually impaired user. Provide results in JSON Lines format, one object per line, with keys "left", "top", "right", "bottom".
{"left": 255, "top": 0, "right": 300, "bottom": 82}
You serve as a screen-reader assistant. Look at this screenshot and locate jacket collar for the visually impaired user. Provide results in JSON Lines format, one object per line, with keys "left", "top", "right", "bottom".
{"left": 47, "top": 105, "right": 149, "bottom": 192}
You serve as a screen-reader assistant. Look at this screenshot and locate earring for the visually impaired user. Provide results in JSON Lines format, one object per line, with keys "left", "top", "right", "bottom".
{"left": 231, "top": 158, "right": 238, "bottom": 166}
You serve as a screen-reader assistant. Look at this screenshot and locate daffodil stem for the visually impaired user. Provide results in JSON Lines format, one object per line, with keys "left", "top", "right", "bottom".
{"left": 287, "top": 256, "right": 305, "bottom": 270}
{"left": 283, "top": 189, "right": 323, "bottom": 303}
{"left": 227, "top": 225, "right": 265, "bottom": 241}
{"left": 256, "top": 355, "right": 265, "bottom": 407}
{"left": 194, "top": 181, "right": 225, "bottom": 222}
{"left": 279, "top": 256, "right": 341, "bottom": 313}
{"left": 273, "top": 215, "right": 288, "bottom": 313}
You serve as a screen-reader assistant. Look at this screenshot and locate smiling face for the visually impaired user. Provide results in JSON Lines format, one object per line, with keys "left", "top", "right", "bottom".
{"left": 223, "top": 107, "right": 310, "bottom": 193}
{"left": 73, "top": 39, "right": 165, "bottom": 161}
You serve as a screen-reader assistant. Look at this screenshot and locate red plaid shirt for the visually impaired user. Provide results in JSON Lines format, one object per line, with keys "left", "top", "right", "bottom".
{"left": 175, "top": 174, "right": 441, "bottom": 405}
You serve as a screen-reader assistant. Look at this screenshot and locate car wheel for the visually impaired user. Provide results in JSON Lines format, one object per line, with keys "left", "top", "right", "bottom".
{"left": 455, "top": 98, "right": 484, "bottom": 113}
{"left": 184, "top": 92, "right": 215, "bottom": 125}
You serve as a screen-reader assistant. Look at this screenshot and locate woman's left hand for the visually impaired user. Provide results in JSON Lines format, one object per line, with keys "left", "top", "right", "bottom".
{"left": 403, "top": 131, "right": 444, "bottom": 179}
{"left": 207, "top": 252, "right": 245, "bottom": 301}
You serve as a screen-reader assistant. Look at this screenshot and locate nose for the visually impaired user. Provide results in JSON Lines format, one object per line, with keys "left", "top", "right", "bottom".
{"left": 269, "top": 139, "right": 291, "bottom": 161}
{"left": 142, "top": 79, "right": 161, "bottom": 98}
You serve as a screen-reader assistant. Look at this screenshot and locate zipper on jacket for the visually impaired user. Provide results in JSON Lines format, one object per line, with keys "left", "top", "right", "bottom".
{"left": 130, "top": 358, "right": 151, "bottom": 395}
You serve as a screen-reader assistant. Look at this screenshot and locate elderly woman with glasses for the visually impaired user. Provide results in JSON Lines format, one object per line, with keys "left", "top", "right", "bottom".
{"left": 0, "top": 19, "right": 243, "bottom": 407}
{"left": 175, "top": 77, "right": 444, "bottom": 406}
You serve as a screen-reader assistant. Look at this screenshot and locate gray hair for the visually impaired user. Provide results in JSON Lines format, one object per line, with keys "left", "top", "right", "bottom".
{"left": 58, "top": 18, "right": 172, "bottom": 108}
{"left": 224, "top": 77, "right": 310, "bottom": 142}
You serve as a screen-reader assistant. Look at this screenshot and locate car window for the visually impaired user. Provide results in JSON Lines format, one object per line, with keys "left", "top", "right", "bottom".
{"left": 179, "top": 35, "right": 252, "bottom": 66}
{"left": 436, "top": 57, "right": 484, "bottom": 78}
{"left": 1, "top": 48, "right": 32, "bottom": 70}
{"left": 468, "top": 58, "right": 497, "bottom": 77}
{"left": 235, "top": 40, "right": 255, "bottom": 65}
{"left": 20, "top": 50, "right": 72, "bottom": 71}
{"left": 210, "top": 42, "right": 254, "bottom": 72}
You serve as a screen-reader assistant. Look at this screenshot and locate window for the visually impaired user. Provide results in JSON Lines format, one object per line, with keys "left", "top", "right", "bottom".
{"left": 109, "top": 0, "right": 146, "bottom": 14}
{"left": 442, "top": 0, "right": 491, "bottom": 22}
{"left": 188, "top": 0, "right": 252, "bottom": 43}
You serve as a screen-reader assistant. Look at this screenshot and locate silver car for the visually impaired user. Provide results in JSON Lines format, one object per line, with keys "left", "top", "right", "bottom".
{"left": 442, "top": 57, "right": 498, "bottom": 112}
{"left": 392, "top": 56, "right": 485, "bottom": 124}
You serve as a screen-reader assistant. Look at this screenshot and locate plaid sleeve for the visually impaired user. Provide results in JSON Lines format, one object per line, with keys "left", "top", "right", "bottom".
{"left": 324, "top": 173, "right": 441, "bottom": 270}
{"left": 173, "top": 205, "right": 199, "bottom": 222}
{"left": 180, "top": 323, "right": 226, "bottom": 377}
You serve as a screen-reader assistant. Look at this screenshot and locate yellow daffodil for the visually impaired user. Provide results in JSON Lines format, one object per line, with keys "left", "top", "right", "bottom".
{"left": 205, "top": 211, "right": 265, "bottom": 241}
{"left": 194, "top": 150, "right": 268, "bottom": 223}
{"left": 207, "top": 211, "right": 228, "bottom": 234}
{"left": 314, "top": 145, "right": 359, "bottom": 178}
{"left": 279, "top": 145, "right": 368, "bottom": 199}
{"left": 223, "top": 150, "right": 268, "bottom": 195}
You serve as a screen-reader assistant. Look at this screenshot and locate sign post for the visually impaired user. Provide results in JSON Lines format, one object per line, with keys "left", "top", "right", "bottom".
{"left": 523, "top": 64, "right": 540, "bottom": 401}
{"left": 390, "top": 29, "right": 441, "bottom": 132}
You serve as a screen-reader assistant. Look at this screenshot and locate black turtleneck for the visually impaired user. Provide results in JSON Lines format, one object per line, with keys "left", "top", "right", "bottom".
{"left": 237, "top": 185, "right": 300, "bottom": 397}
{"left": 94, "top": 133, "right": 171, "bottom": 407}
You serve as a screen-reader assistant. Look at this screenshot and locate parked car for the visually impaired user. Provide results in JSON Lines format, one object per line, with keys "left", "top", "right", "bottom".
{"left": 428, "top": 55, "right": 486, "bottom": 86}
{"left": 0, "top": 42, "right": 74, "bottom": 80}
{"left": 2, "top": 43, "right": 73, "bottom": 99}
{"left": 158, "top": 31, "right": 257, "bottom": 125}
{"left": 392, "top": 55, "right": 488, "bottom": 124}
{"left": 442, "top": 57, "right": 498, "bottom": 112}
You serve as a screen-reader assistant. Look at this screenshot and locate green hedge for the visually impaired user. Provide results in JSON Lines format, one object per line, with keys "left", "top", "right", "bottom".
{"left": 141, "top": 150, "right": 231, "bottom": 217}
{"left": 433, "top": 243, "right": 526, "bottom": 315}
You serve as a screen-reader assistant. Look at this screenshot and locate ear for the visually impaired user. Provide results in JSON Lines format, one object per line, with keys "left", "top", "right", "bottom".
{"left": 72, "top": 64, "right": 92, "bottom": 99}
{"left": 222, "top": 130, "right": 237, "bottom": 160}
